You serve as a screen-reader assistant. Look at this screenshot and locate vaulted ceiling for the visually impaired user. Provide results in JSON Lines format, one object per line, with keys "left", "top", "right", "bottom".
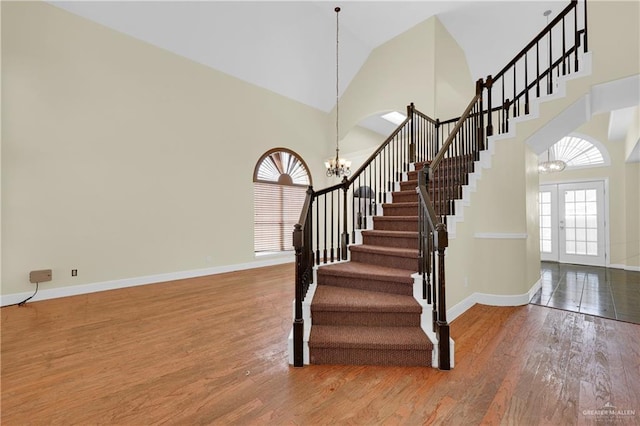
{"left": 50, "top": 1, "right": 568, "bottom": 112}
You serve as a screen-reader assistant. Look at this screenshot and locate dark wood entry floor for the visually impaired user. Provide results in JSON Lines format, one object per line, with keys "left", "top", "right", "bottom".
{"left": 531, "top": 261, "right": 640, "bottom": 324}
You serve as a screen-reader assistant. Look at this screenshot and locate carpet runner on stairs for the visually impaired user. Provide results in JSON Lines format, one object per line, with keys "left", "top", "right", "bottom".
{"left": 308, "top": 164, "right": 427, "bottom": 366}
{"left": 308, "top": 157, "right": 475, "bottom": 367}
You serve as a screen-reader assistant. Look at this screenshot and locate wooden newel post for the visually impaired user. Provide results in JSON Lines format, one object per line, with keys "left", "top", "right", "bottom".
{"left": 341, "top": 177, "right": 349, "bottom": 260}
{"left": 485, "top": 75, "right": 494, "bottom": 137}
{"left": 434, "top": 223, "right": 451, "bottom": 370}
{"left": 477, "top": 78, "right": 486, "bottom": 151}
{"left": 293, "top": 224, "right": 304, "bottom": 367}
{"left": 408, "top": 102, "right": 416, "bottom": 164}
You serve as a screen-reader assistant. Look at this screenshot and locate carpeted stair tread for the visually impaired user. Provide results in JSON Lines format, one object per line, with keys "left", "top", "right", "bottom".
{"left": 361, "top": 230, "right": 417, "bottom": 238}
{"left": 349, "top": 244, "right": 419, "bottom": 270}
{"left": 391, "top": 190, "right": 418, "bottom": 201}
{"left": 312, "top": 285, "right": 421, "bottom": 313}
{"left": 349, "top": 244, "right": 418, "bottom": 258}
{"left": 373, "top": 216, "right": 419, "bottom": 222}
{"left": 382, "top": 202, "right": 418, "bottom": 208}
{"left": 309, "top": 325, "right": 432, "bottom": 350}
{"left": 372, "top": 216, "right": 419, "bottom": 232}
{"left": 317, "top": 261, "right": 415, "bottom": 284}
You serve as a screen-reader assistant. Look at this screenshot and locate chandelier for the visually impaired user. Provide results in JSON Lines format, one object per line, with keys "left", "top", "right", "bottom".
{"left": 538, "top": 148, "right": 566, "bottom": 174}
{"left": 325, "top": 6, "right": 351, "bottom": 178}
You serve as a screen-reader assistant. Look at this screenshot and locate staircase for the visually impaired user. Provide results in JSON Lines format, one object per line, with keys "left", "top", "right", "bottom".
{"left": 309, "top": 157, "right": 475, "bottom": 366}
{"left": 291, "top": 0, "right": 589, "bottom": 369}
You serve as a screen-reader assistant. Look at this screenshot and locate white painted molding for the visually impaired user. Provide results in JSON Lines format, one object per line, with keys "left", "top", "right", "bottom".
{"left": 0, "top": 255, "right": 294, "bottom": 307}
{"left": 446, "top": 277, "right": 541, "bottom": 323}
{"left": 609, "top": 263, "right": 640, "bottom": 272}
{"left": 411, "top": 272, "right": 455, "bottom": 369}
{"left": 474, "top": 232, "right": 528, "bottom": 239}
{"left": 446, "top": 295, "right": 477, "bottom": 324}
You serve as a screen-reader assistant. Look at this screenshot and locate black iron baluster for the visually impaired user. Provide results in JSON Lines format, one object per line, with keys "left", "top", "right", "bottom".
{"left": 336, "top": 186, "right": 341, "bottom": 261}
{"left": 536, "top": 42, "right": 541, "bottom": 97}
{"left": 548, "top": 29, "right": 553, "bottom": 94}
{"left": 525, "top": 52, "right": 530, "bottom": 114}
{"left": 583, "top": 0, "right": 588, "bottom": 52}
{"left": 513, "top": 65, "right": 517, "bottom": 117}
{"left": 574, "top": 5, "right": 579, "bottom": 72}
{"left": 562, "top": 16, "right": 567, "bottom": 75}
{"left": 323, "top": 194, "right": 327, "bottom": 263}
{"left": 316, "top": 198, "right": 320, "bottom": 265}
{"left": 342, "top": 179, "right": 348, "bottom": 261}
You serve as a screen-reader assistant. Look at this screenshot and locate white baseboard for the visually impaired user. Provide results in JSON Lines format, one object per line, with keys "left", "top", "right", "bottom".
{"left": 0, "top": 255, "right": 295, "bottom": 307}
{"left": 609, "top": 263, "right": 640, "bottom": 272}
{"left": 446, "top": 277, "right": 541, "bottom": 323}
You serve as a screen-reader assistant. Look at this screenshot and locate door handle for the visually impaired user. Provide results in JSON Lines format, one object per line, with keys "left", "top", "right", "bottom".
{"left": 559, "top": 219, "right": 565, "bottom": 230}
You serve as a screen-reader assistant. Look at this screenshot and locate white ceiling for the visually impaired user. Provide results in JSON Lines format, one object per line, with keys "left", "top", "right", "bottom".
{"left": 50, "top": 1, "right": 569, "bottom": 113}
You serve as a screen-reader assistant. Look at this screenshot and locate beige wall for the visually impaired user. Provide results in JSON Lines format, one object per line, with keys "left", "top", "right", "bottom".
{"left": 589, "top": 1, "right": 640, "bottom": 86}
{"left": 338, "top": 15, "right": 474, "bottom": 142}
{"left": 338, "top": 17, "right": 437, "bottom": 140}
{"left": 626, "top": 107, "right": 640, "bottom": 161}
{"left": 625, "top": 163, "right": 640, "bottom": 267}
{"left": 1, "top": 2, "right": 331, "bottom": 296}
{"left": 446, "top": 135, "right": 533, "bottom": 305}
{"left": 336, "top": 14, "right": 474, "bottom": 186}
{"left": 433, "top": 18, "right": 475, "bottom": 119}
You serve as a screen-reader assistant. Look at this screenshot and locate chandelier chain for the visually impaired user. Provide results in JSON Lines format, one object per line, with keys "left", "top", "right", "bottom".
{"left": 325, "top": 6, "right": 350, "bottom": 177}
{"left": 335, "top": 6, "right": 340, "bottom": 156}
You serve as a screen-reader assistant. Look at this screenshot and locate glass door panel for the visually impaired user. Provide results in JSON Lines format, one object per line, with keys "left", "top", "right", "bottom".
{"left": 538, "top": 181, "right": 606, "bottom": 266}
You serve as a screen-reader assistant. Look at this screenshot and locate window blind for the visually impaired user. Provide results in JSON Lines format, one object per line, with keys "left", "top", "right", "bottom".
{"left": 254, "top": 182, "right": 307, "bottom": 252}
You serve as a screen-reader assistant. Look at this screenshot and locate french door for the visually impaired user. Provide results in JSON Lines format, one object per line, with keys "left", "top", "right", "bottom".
{"left": 539, "top": 181, "right": 606, "bottom": 266}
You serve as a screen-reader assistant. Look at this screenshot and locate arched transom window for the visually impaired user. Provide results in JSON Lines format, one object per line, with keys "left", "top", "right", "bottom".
{"left": 253, "top": 149, "right": 311, "bottom": 253}
{"left": 544, "top": 135, "right": 608, "bottom": 169}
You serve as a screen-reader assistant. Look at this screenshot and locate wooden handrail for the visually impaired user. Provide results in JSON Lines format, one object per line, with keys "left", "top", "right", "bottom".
{"left": 293, "top": 187, "right": 313, "bottom": 248}
{"left": 493, "top": 0, "right": 577, "bottom": 81}
{"left": 313, "top": 114, "right": 413, "bottom": 198}
{"left": 430, "top": 91, "right": 481, "bottom": 173}
{"left": 416, "top": 178, "right": 439, "bottom": 234}
{"left": 413, "top": 108, "right": 439, "bottom": 125}
{"left": 346, "top": 116, "right": 412, "bottom": 184}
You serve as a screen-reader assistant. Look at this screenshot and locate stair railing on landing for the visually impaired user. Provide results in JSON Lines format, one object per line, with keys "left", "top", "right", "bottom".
{"left": 484, "top": 0, "right": 588, "bottom": 138}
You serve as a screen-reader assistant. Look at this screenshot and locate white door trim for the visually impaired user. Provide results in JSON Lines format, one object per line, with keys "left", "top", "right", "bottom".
{"left": 539, "top": 178, "right": 610, "bottom": 267}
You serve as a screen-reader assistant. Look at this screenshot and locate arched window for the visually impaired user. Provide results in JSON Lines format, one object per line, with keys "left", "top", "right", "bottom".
{"left": 253, "top": 148, "right": 311, "bottom": 253}
{"left": 541, "top": 135, "right": 609, "bottom": 169}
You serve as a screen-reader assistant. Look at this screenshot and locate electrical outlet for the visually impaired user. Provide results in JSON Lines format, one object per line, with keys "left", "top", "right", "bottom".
{"left": 30, "top": 269, "right": 52, "bottom": 283}
{"left": 71, "top": 269, "right": 78, "bottom": 277}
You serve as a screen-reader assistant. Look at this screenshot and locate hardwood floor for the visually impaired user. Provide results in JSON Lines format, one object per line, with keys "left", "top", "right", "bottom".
{"left": 2, "top": 263, "right": 639, "bottom": 425}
